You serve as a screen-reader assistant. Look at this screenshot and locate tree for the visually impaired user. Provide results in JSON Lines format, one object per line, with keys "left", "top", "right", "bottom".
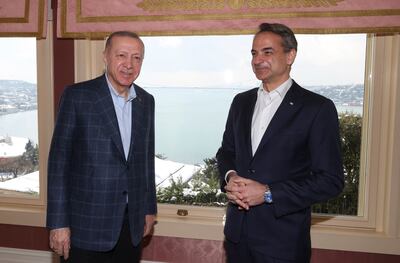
{"left": 156, "top": 113, "right": 362, "bottom": 215}
{"left": 22, "top": 139, "right": 39, "bottom": 169}
{"left": 312, "top": 112, "right": 362, "bottom": 215}
{"left": 0, "top": 140, "right": 39, "bottom": 178}
{"left": 156, "top": 158, "right": 227, "bottom": 206}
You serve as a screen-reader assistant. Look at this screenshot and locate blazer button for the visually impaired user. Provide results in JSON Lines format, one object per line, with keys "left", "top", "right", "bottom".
{"left": 248, "top": 169, "right": 255, "bottom": 174}
{"left": 122, "top": 191, "right": 128, "bottom": 195}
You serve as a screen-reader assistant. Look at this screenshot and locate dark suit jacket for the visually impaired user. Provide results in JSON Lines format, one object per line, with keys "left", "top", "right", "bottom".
{"left": 217, "top": 81, "right": 344, "bottom": 261}
{"left": 46, "top": 74, "right": 157, "bottom": 251}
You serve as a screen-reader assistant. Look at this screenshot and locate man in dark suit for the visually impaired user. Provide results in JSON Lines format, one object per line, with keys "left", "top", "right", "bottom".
{"left": 217, "top": 23, "right": 344, "bottom": 263}
{"left": 46, "top": 31, "right": 156, "bottom": 263}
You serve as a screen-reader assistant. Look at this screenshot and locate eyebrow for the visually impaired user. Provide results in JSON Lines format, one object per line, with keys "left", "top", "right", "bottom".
{"left": 262, "top": 47, "right": 274, "bottom": 52}
{"left": 251, "top": 47, "right": 274, "bottom": 53}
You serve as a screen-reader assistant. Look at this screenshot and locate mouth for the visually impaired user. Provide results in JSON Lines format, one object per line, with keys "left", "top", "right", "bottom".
{"left": 253, "top": 62, "right": 270, "bottom": 71}
{"left": 254, "top": 67, "right": 270, "bottom": 73}
{"left": 120, "top": 71, "right": 133, "bottom": 77}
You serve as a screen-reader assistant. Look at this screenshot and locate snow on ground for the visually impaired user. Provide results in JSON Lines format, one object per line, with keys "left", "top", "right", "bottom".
{"left": 0, "top": 158, "right": 201, "bottom": 194}
{"left": 0, "top": 135, "right": 28, "bottom": 158}
{"left": 0, "top": 170, "right": 38, "bottom": 194}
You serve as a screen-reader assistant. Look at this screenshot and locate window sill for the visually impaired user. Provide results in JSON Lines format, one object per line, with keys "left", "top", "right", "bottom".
{"left": 0, "top": 203, "right": 45, "bottom": 227}
{"left": 1, "top": 203, "right": 398, "bottom": 255}
{"left": 154, "top": 204, "right": 400, "bottom": 255}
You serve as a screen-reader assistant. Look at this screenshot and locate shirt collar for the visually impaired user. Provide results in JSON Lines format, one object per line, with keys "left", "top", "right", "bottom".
{"left": 105, "top": 73, "right": 137, "bottom": 102}
{"left": 258, "top": 78, "right": 293, "bottom": 99}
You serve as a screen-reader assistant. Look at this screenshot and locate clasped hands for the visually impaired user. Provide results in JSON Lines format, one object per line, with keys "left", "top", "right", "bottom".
{"left": 224, "top": 171, "right": 267, "bottom": 210}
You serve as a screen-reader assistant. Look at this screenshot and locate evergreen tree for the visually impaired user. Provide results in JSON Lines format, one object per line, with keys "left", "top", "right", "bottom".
{"left": 22, "top": 139, "right": 39, "bottom": 167}
{"left": 156, "top": 113, "right": 362, "bottom": 214}
{"left": 312, "top": 112, "right": 361, "bottom": 215}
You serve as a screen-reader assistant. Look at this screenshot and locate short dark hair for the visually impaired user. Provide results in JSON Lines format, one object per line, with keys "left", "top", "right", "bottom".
{"left": 256, "top": 23, "right": 297, "bottom": 52}
{"left": 105, "top": 31, "right": 144, "bottom": 52}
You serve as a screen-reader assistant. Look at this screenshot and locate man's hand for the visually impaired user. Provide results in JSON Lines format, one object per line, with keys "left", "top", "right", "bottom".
{"left": 49, "top": 227, "right": 71, "bottom": 260}
{"left": 143, "top": 214, "right": 156, "bottom": 237}
{"left": 225, "top": 172, "right": 267, "bottom": 210}
{"left": 225, "top": 171, "right": 249, "bottom": 210}
{"left": 232, "top": 177, "right": 267, "bottom": 207}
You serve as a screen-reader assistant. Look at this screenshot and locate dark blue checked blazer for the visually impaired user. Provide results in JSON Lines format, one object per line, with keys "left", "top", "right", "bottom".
{"left": 217, "top": 81, "right": 344, "bottom": 262}
{"left": 46, "top": 74, "right": 157, "bottom": 251}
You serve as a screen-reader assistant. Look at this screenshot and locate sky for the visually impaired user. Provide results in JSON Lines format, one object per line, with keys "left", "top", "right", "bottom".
{"left": 0, "top": 38, "right": 37, "bottom": 84}
{"left": 0, "top": 34, "right": 366, "bottom": 87}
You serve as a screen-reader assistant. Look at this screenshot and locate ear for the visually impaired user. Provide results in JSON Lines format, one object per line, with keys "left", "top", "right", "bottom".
{"left": 286, "top": 49, "right": 297, "bottom": 66}
{"left": 103, "top": 50, "right": 108, "bottom": 65}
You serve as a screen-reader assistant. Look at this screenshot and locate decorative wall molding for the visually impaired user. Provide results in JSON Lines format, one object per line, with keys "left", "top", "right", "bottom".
{"left": 137, "top": 0, "right": 345, "bottom": 12}
{"left": 0, "top": 0, "right": 47, "bottom": 38}
{"left": 57, "top": 0, "right": 400, "bottom": 38}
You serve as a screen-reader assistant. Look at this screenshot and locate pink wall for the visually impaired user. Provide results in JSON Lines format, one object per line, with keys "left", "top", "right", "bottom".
{"left": 0, "top": 224, "right": 399, "bottom": 263}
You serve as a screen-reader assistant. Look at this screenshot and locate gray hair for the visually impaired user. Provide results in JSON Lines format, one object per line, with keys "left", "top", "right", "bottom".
{"left": 105, "top": 31, "right": 144, "bottom": 55}
{"left": 256, "top": 23, "right": 297, "bottom": 52}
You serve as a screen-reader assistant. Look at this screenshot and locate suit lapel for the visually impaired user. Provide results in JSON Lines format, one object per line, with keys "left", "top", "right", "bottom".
{"left": 127, "top": 86, "right": 145, "bottom": 162}
{"left": 243, "top": 89, "right": 258, "bottom": 158}
{"left": 253, "top": 82, "right": 304, "bottom": 156}
{"left": 94, "top": 75, "right": 125, "bottom": 160}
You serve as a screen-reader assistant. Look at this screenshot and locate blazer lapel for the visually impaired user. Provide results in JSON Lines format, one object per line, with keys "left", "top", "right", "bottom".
{"left": 94, "top": 75, "right": 125, "bottom": 160}
{"left": 253, "top": 83, "right": 304, "bottom": 156}
{"left": 243, "top": 89, "right": 258, "bottom": 158}
{"left": 127, "top": 85, "right": 145, "bottom": 162}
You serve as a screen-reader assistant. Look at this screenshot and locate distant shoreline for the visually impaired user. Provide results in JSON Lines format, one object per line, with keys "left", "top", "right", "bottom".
{"left": 0, "top": 108, "right": 37, "bottom": 117}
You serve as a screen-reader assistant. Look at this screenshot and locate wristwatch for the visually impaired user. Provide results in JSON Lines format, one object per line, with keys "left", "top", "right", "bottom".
{"left": 264, "top": 186, "right": 273, "bottom": 204}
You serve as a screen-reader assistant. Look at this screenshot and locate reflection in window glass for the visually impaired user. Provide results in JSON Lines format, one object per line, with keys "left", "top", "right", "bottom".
{"left": 140, "top": 34, "right": 366, "bottom": 215}
{"left": 0, "top": 38, "right": 39, "bottom": 197}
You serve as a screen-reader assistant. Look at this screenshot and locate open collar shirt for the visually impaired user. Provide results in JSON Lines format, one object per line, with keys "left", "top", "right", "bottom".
{"left": 105, "top": 74, "right": 137, "bottom": 160}
{"left": 251, "top": 78, "right": 292, "bottom": 155}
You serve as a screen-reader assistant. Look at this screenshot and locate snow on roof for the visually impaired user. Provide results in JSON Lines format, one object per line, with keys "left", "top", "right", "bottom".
{"left": 0, "top": 171, "right": 39, "bottom": 194}
{"left": 155, "top": 158, "right": 201, "bottom": 188}
{"left": 0, "top": 136, "right": 28, "bottom": 158}
{"left": 0, "top": 158, "right": 201, "bottom": 194}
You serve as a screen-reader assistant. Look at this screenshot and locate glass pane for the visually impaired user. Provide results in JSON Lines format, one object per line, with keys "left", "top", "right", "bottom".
{"left": 292, "top": 34, "right": 366, "bottom": 216}
{"left": 139, "top": 36, "right": 254, "bottom": 207}
{"left": 139, "top": 34, "right": 366, "bottom": 215}
{"left": 0, "top": 38, "right": 39, "bottom": 197}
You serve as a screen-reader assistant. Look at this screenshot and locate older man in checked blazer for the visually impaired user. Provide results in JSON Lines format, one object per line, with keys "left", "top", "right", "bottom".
{"left": 46, "top": 31, "right": 156, "bottom": 263}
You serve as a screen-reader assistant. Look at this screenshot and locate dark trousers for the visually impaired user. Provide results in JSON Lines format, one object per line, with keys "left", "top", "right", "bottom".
{"left": 225, "top": 239, "right": 297, "bottom": 263}
{"left": 224, "top": 216, "right": 299, "bottom": 263}
{"left": 61, "top": 208, "right": 141, "bottom": 263}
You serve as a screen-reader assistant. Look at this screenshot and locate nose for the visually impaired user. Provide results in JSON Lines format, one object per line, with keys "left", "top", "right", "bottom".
{"left": 124, "top": 58, "right": 134, "bottom": 69}
{"left": 252, "top": 53, "right": 262, "bottom": 65}
{"left": 126, "top": 59, "right": 134, "bottom": 68}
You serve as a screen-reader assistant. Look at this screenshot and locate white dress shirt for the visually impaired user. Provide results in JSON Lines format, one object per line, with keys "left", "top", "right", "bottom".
{"left": 224, "top": 78, "right": 293, "bottom": 182}
{"left": 251, "top": 78, "right": 292, "bottom": 155}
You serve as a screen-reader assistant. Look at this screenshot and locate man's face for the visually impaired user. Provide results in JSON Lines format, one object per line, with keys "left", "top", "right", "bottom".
{"left": 103, "top": 36, "right": 144, "bottom": 91}
{"left": 251, "top": 32, "right": 296, "bottom": 90}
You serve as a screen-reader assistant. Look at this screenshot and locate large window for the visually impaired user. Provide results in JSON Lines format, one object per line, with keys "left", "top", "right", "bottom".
{"left": 74, "top": 34, "right": 400, "bottom": 254}
{"left": 0, "top": 38, "right": 39, "bottom": 197}
{"left": 0, "top": 23, "right": 53, "bottom": 227}
{"left": 136, "top": 34, "right": 367, "bottom": 216}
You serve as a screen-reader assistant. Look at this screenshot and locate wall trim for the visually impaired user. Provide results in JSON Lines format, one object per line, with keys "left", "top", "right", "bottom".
{"left": 0, "top": 247, "right": 166, "bottom": 263}
{"left": 0, "top": 247, "right": 55, "bottom": 263}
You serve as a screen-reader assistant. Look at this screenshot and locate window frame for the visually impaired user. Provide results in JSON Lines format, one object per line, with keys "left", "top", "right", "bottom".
{"left": 72, "top": 34, "right": 400, "bottom": 255}
{"left": 0, "top": 22, "right": 54, "bottom": 226}
{"left": 1, "top": 32, "right": 398, "bottom": 255}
